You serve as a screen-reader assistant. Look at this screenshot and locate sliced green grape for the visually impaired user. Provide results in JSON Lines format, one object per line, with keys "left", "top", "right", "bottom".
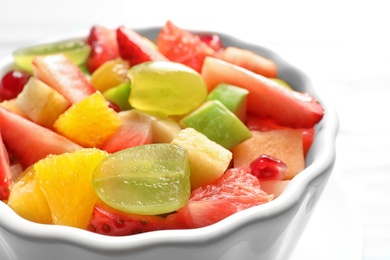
{"left": 13, "top": 39, "right": 91, "bottom": 73}
{"left": 128, "top": 61, "right": 207, "bottom": 116}
{"left": 92, "top": 144, "right": 191, "bottom": 215}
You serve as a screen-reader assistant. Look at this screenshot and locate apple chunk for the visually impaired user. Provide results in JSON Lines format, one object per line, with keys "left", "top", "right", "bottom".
{"left": 180, "top": 100, "right": 251, "bottom": 150}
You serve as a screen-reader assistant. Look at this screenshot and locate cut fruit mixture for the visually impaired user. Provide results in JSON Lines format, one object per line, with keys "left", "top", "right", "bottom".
{"left": 0, "top": 20, "right": 324, "bottom": 236}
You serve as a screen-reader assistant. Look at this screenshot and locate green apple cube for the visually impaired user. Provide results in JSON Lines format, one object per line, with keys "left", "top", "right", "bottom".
{"left": 207, "top": 83, "right": 249, "bottom": 122}
{"left": 103, "top": 81, "right": 132, "bottom": 111}
{"left": 180, "top": 100, "right": 252, "bottom": 149}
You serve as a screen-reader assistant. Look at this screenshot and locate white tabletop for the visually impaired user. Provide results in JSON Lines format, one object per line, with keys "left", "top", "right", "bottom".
{"left": 1, "top": 0, "right": 389, "bottom": 259}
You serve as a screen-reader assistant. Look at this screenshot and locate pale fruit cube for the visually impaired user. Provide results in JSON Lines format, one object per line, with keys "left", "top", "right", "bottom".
{"left": 172, "top": 127, "right": 232, "bottom": 190}
{"left": 15, "top": 77, "right": 70, "bottom": 127}
{"left": 0, "top": 99, "right": 26, "bottom": 117}
{"left": 146, "top": 112, "right": 182, "bottom": 143}
{"left": 232, "top": 130, "right": 304, "bottom": 180}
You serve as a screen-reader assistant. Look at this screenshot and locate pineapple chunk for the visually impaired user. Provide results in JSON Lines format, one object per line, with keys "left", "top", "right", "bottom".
{"left": 172, "top": 127, "right": 232, "bottom": 190}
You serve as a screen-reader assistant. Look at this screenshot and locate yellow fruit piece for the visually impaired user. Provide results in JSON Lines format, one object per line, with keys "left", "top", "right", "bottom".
{"left": 171, "top": 127, "right": 232, "bottom": 190}
{"left": 15, "top": 77, "right": 70, "bottom": 128}
{"left": 54, "top": 92, "right": 123, "bottom": 148}
{"left": 90, "top": 58, "right": 129, "bottom": 93}
{"left": 35, "top": 148, "right": 108, "bottom": 229}
{"left": 8, "top": 166, "right": 52, "bottom": 224}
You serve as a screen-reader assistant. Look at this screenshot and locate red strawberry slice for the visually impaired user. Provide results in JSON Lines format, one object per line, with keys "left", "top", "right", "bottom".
{"left": 86, "top": 25, "right": 120, "bottom": 73}
{"left": 201, "top": 57, "right": 324, "bottom": 129}
{"left": 0, "top": 107, "right": 82, "bottom": 168}
{"left": 33, "top": 54, "right": 96, "bottom": 104}
{"left": 157, "top": 20, "right": 220, "bottom": 73}
{"left": 168, "top": 166, "right": 273, "bottom": 228}
{"left": 0, "top": 131, "right": 12, "bottom": 200}
{"left": 117, "top": 26, "right": 167, "bottom": 66}
{"left": 87, "top": 201, "right": 180, "bottom": 236}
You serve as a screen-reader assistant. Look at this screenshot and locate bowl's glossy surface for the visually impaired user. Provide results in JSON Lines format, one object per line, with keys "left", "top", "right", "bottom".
{"left": 0, "top": 27, "right": 338, "bottom": 260}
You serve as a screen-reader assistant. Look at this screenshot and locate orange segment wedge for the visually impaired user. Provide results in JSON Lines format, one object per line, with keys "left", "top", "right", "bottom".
{"left": 8, "top": 166, "right": 53, "bottom": 224}
{"left": 34, "top": 148, "right": 108, "bottom": 229}
{"left": 53, "top": 92, "right": 123, "bottom": 148}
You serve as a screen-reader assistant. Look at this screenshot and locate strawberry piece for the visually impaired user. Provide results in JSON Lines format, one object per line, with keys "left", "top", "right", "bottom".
{"left": 86, "top": 25, "right": 120, "bottom": 73}
{"left": 117, "top": 26, "right": 167, "bottom": 66}
{"left": 249, "top": 154, "right": 287, "bottom": 181}
{"left": 0, "top": 107, "right": 82, "bottom": 168}
{"left": 0, "top": 131, "right": 12, "bottom": 200}
{"left": 33, "top": 54, "right": 96, "bottom": 104}
{"left": 157, "top": 20, "right": 220, "bottom": 73}
{"left": 202, "top": 57, "right": 324, "bottom": 129}
{"left": 168, "top": 166, "right": 273, "bottom": 228}
{"left": 87, "top": 201, "right": 180, "bottom": 236}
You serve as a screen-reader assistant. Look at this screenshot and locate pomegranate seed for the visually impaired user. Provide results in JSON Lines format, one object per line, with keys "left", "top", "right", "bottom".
{"left": 198, "top": 34, "right": 224, "bottom": 51}
{"left": 249, "top": 154, "right": 287, "bottom": 181}
{"left": 0, "top": 70, "right": 30, "bottom": 100}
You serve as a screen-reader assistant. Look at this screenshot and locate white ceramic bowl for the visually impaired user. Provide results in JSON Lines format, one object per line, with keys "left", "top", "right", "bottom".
{"left": 0, "top": 27, "right": 338, "bottom": 260}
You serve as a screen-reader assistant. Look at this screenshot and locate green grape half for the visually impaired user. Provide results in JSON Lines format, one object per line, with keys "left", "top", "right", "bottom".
{"left": 92, "top": 144, "right": 191, "bottom": 215}
{"left": 13, "top": 39, "right": 91, "bottom": 73}
{"left": 128, "top": 61, "right": 207, "bottom": 116}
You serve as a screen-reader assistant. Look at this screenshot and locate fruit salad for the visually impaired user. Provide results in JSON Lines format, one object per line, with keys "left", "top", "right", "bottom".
{"left": 0, "top": 20, "right": 324, "bottom": 236}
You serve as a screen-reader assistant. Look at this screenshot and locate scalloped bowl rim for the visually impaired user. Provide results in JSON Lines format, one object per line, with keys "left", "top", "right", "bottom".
{"left": 0, "top": 26, "right": 339, "bottom": 253}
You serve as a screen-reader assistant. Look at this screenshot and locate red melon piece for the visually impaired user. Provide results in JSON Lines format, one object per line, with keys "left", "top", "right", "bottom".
{"left": 201, "top": 57, "right": 324, "bottom": 129}
{"left": 100, "top": 110, "right": 153, "bottom": 153}
{"left": 0, "top": 107, "right": 82, "bottom": 168}
{"left": 33, "top": 54, "right": 96, "bottom": 104}
{"left": 221, "top": 46, "right": 278, "bottom": 78}
{"left": 0, "top": 131, "right": 12, "bottom": 200}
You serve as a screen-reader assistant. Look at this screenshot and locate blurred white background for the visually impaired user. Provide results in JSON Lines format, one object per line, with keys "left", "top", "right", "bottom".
{"left": 1, "top": 0, "right": 390, "bottom": 259}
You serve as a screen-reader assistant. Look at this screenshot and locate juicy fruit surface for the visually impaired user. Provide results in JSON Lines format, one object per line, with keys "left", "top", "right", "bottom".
{"left": 202, "top": 57, "right": 324, "bottom": 128}
{"left": 128, "top": 61, "right": 207, "bottom": 116}
{"left": 93, "top": 144, "right": 191, "bottom": 215}
{"left": 86, "top": 25, "right": 120, "bottom": 73}
{"left": 54, "top": 92, "right": 123, "bottom": 148}
{"left": 0, "top": 21, "right": 325, "bottom": 236}
{"left": 168, "top": 166, "right": 273, "bottom": 228}
{"left": 157, "top": 20, "right": 221, "bottom": 72}
{"left": 33, "top": 54, "right": 96, "bottom": 104}
{"left": 8, "top": 166, "right": 52, "bottom": 224}
{"left": 34, "top": 148, "right": 108, "bottom": 229}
